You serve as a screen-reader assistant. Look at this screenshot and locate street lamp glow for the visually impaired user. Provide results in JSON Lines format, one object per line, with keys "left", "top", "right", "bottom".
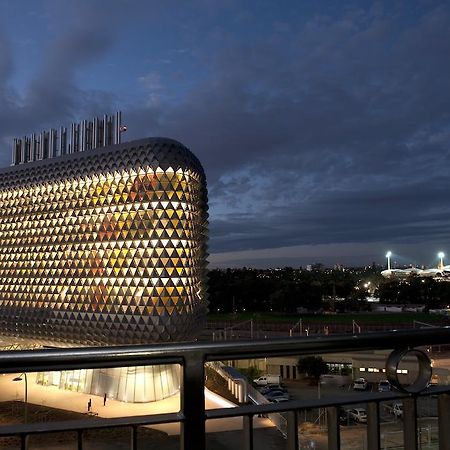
{"left": 438, "top": 252, "right": 445, "bottom": 269}
{"left": 386, "top": 251, "right": 392, "bottom": 271}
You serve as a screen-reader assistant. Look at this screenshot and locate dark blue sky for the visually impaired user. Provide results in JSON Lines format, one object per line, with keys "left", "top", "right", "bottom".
{"left": 1, "top": 0, "right": 450, "bottom": 268}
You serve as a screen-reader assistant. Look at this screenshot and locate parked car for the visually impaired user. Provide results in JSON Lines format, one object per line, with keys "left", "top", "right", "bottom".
{"left": 338, "top": 408, "right": 350, "bottom": 425}
{"left": 392, "top": 402, "right": 403, "bottom": 418}
{"left": 264, "top": 389, "right": 286, "bottom": 398}
{"left": 353, "top": 378, "right": 368, "bottom": 390}
{"left": 253, "top": 375, "right": 281, "bottom": 386}
{"left": 259, "top": 384, "right": 287, "bottom": 395}
{"left": 270, "top": 395, "right": 289, "bottom": 403}
{"left": 378, "top": 380, "right": 391, "bottom": 392}
{"left": 347, "top": 408, "right": 367, "bottom": 423}
{"left": 265, "top": 390, "right": 290, "bottom": 402}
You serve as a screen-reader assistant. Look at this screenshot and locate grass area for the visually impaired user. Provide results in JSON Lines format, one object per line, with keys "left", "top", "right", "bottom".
{"left": 207, "top": 311, "right": 448, "bottom": 324}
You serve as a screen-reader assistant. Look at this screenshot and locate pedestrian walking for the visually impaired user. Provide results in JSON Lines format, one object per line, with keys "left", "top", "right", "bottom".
{"left": 87, "top": 398, "right": 92, "bottom": 412}
{"left": 103, "top": 393, "right": 107, "bottom": 406}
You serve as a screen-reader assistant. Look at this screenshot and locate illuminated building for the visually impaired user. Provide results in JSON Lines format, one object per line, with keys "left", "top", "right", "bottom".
{"left": 0, "top": 117, "right": 208, "bottom": 401}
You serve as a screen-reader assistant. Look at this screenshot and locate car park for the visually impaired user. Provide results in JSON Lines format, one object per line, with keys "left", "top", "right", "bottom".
{"left": 270, "top": 395, "right": 289, "bottom": 403}
{"left": 319, "top": 374, "right": 350, "bottom": 388}
{"left": 378, "top": 380, "right": 391, "bottom": 392}
{"left": 353, "top": 378, "right": 368, "bottom": 390}
{"left": 265, "top": 390, "right": 290, "bottom": 402}
{"left": 259, "top": 384, "right": 287, "bottom": 395}
{"left": 347, "top": 408, "right": 367, "bottom": 423}
{"left": 264, "top": 389, "right": 286, "bottom": 398}
{"left": 253, "top": 375, "right": 281, "bottom": 386}
{"left": 338, "top": 408, "right": 350, "bottom": 425}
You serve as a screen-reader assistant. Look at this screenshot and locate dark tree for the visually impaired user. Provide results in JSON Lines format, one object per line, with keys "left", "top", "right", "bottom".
{"left": 297, "top": 356, "right": 329, "bottom": 380}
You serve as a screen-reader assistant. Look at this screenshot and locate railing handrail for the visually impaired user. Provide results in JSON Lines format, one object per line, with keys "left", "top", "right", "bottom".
{"left": 0, "top": 327, "right": 449, "bottom": 373}
{"left": 0, "top": 411, "right": 183, "bottom": 437}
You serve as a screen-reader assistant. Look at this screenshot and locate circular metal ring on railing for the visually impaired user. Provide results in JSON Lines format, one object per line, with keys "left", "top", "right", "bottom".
{"left": 385, "top": 348, "right": 432, "bottom": 394}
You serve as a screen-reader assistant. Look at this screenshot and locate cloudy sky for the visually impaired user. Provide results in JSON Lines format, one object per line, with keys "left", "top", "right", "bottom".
{"left": 0, "top": 0, "right": 449, "bottom": 268}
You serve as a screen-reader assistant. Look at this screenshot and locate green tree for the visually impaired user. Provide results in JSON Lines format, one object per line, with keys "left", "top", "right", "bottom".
{"left": 239, "top": 366, "right": 263, "bottom": 385}
{"left": 297, "top": 356, "right": 328, "bottom": 380}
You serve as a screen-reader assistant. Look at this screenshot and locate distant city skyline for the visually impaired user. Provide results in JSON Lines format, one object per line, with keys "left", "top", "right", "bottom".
{"left": 209, "top": 242, "right": 450, "bottom": 269}
{"left": 1, "top": 1, "right": 450, "bottom": 267}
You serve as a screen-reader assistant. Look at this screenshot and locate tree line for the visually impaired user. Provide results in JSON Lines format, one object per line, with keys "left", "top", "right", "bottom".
{"left": 207, "top": 266, "right": 450, "bottom": 313}
{"left": 207, "top": 266, "right": 381, "bottom": 313}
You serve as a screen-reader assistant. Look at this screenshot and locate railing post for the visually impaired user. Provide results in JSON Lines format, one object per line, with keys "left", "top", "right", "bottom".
{"left": 243, "top": 415, "right": 254, "bottom": 450}
{"left": 403, "top": 397, "right": 418, "bottom": 450}
{"left": 438, "top": 393, "right": 450, "bottom": 450}
{"left": 77, "top": 429, "right": 83, "bottom": 450}
{"left": 366, "top": 402, "right": 380, "bottom": 450}
{"left": 130, "top": 425, "right": 137, "bottom": 450}
{"left": 287, "top": 410, "right": 299, "bottom": 450}
{"left": 181, "top": 351, "right": 205, "bottom": 450}
{"left": 20, "top": 434, "right": 28, "bottom": 450}
{"left": 327, "top": 406, "right": 340, "bottom": 450}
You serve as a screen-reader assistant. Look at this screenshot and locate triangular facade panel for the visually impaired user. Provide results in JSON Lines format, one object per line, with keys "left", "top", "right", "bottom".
{"left": 0, "top": 137, "right": 208, "bottom": 346}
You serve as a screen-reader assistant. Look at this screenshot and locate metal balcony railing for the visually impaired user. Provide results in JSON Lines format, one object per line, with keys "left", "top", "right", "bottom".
{"left": 0, "top": 327, "right": 450, "bottom": 450}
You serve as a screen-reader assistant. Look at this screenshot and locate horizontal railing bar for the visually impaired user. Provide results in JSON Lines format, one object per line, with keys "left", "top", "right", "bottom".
{"left": 205, "top": 386, "right": 450, "bottom": 419}
{"left": 203, "top": 327, "right": 450, "bottom": 361}
{"left": 0, "top": 328, "right": 448, "bottom": 373}
{"left": 0, "top": 412, "right": 183, "bottom": 437}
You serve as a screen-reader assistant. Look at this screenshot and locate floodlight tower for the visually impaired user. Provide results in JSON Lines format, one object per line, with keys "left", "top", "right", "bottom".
{"left": 438, "top": 252, "right": 445, "bottom": 269}
{"left": 386, "top": 251, "right": 392, "bottom": 271}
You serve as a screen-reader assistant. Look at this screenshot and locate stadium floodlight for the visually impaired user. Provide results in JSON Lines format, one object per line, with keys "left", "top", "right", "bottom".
{"left": 386, "top": 251, "right": 392, "bottom": 271}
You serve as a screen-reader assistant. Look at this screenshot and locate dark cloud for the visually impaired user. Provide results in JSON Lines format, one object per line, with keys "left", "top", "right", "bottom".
{"left": 0, "top": 32, "right": 18, "bottom": 156}
{"left": 0, "top": 0, "right": 132, "bottom": 165}
{"left": 1, "top": 2, "right": 450, "bottom": 265}
{"left": 22, "top": 0, "right": 129, "bottom": 123}
{"left": 0, "top": 33, "right": 13, "bottom": 84}
{"left": 150, "top": 4, "right": 450, "bottom": 259}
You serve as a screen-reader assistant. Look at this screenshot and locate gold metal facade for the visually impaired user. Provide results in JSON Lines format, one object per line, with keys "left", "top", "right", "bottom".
{"left": 0, "top": 138, "right": 208, "bottom": 346}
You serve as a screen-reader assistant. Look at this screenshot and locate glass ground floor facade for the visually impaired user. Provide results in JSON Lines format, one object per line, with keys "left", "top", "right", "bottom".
{"left": 36, "top": 364, "right": 180, "bottom": 402}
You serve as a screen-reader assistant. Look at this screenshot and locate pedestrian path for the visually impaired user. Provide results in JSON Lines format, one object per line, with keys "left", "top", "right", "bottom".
{"left": 0, "top": 373, "right": 273, "bottom": 435}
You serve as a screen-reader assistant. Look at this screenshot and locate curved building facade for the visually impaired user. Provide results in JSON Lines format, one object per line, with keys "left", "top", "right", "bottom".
{"left": 0, "top": 137, "right": 208, "bottom": 346}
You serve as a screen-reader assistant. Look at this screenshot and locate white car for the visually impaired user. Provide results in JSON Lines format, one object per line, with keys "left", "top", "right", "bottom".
{"left": 353, "top": 378, "right": 368, "bottom": 390}
{"left": 347, "top": 408, "right": 367, "bottom": 423}
{"left": 253, "top": 375, "right": 281, "bottom": 386}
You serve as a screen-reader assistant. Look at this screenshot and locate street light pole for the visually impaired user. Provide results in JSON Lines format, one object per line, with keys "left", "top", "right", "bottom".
{"left": 13, "top": 373, "right": 28, "bottom": 423}
{"left": 386, "top": 251, "right": 392, "bottom": 271}
{"left": 289, "top": 318, "right": 303, "bottom": 337}
{"left": 317, "top": 381, "right": 322, "bottom": 428}
{"left": 438, "top": 252, "right": 445, "bottom": 270}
